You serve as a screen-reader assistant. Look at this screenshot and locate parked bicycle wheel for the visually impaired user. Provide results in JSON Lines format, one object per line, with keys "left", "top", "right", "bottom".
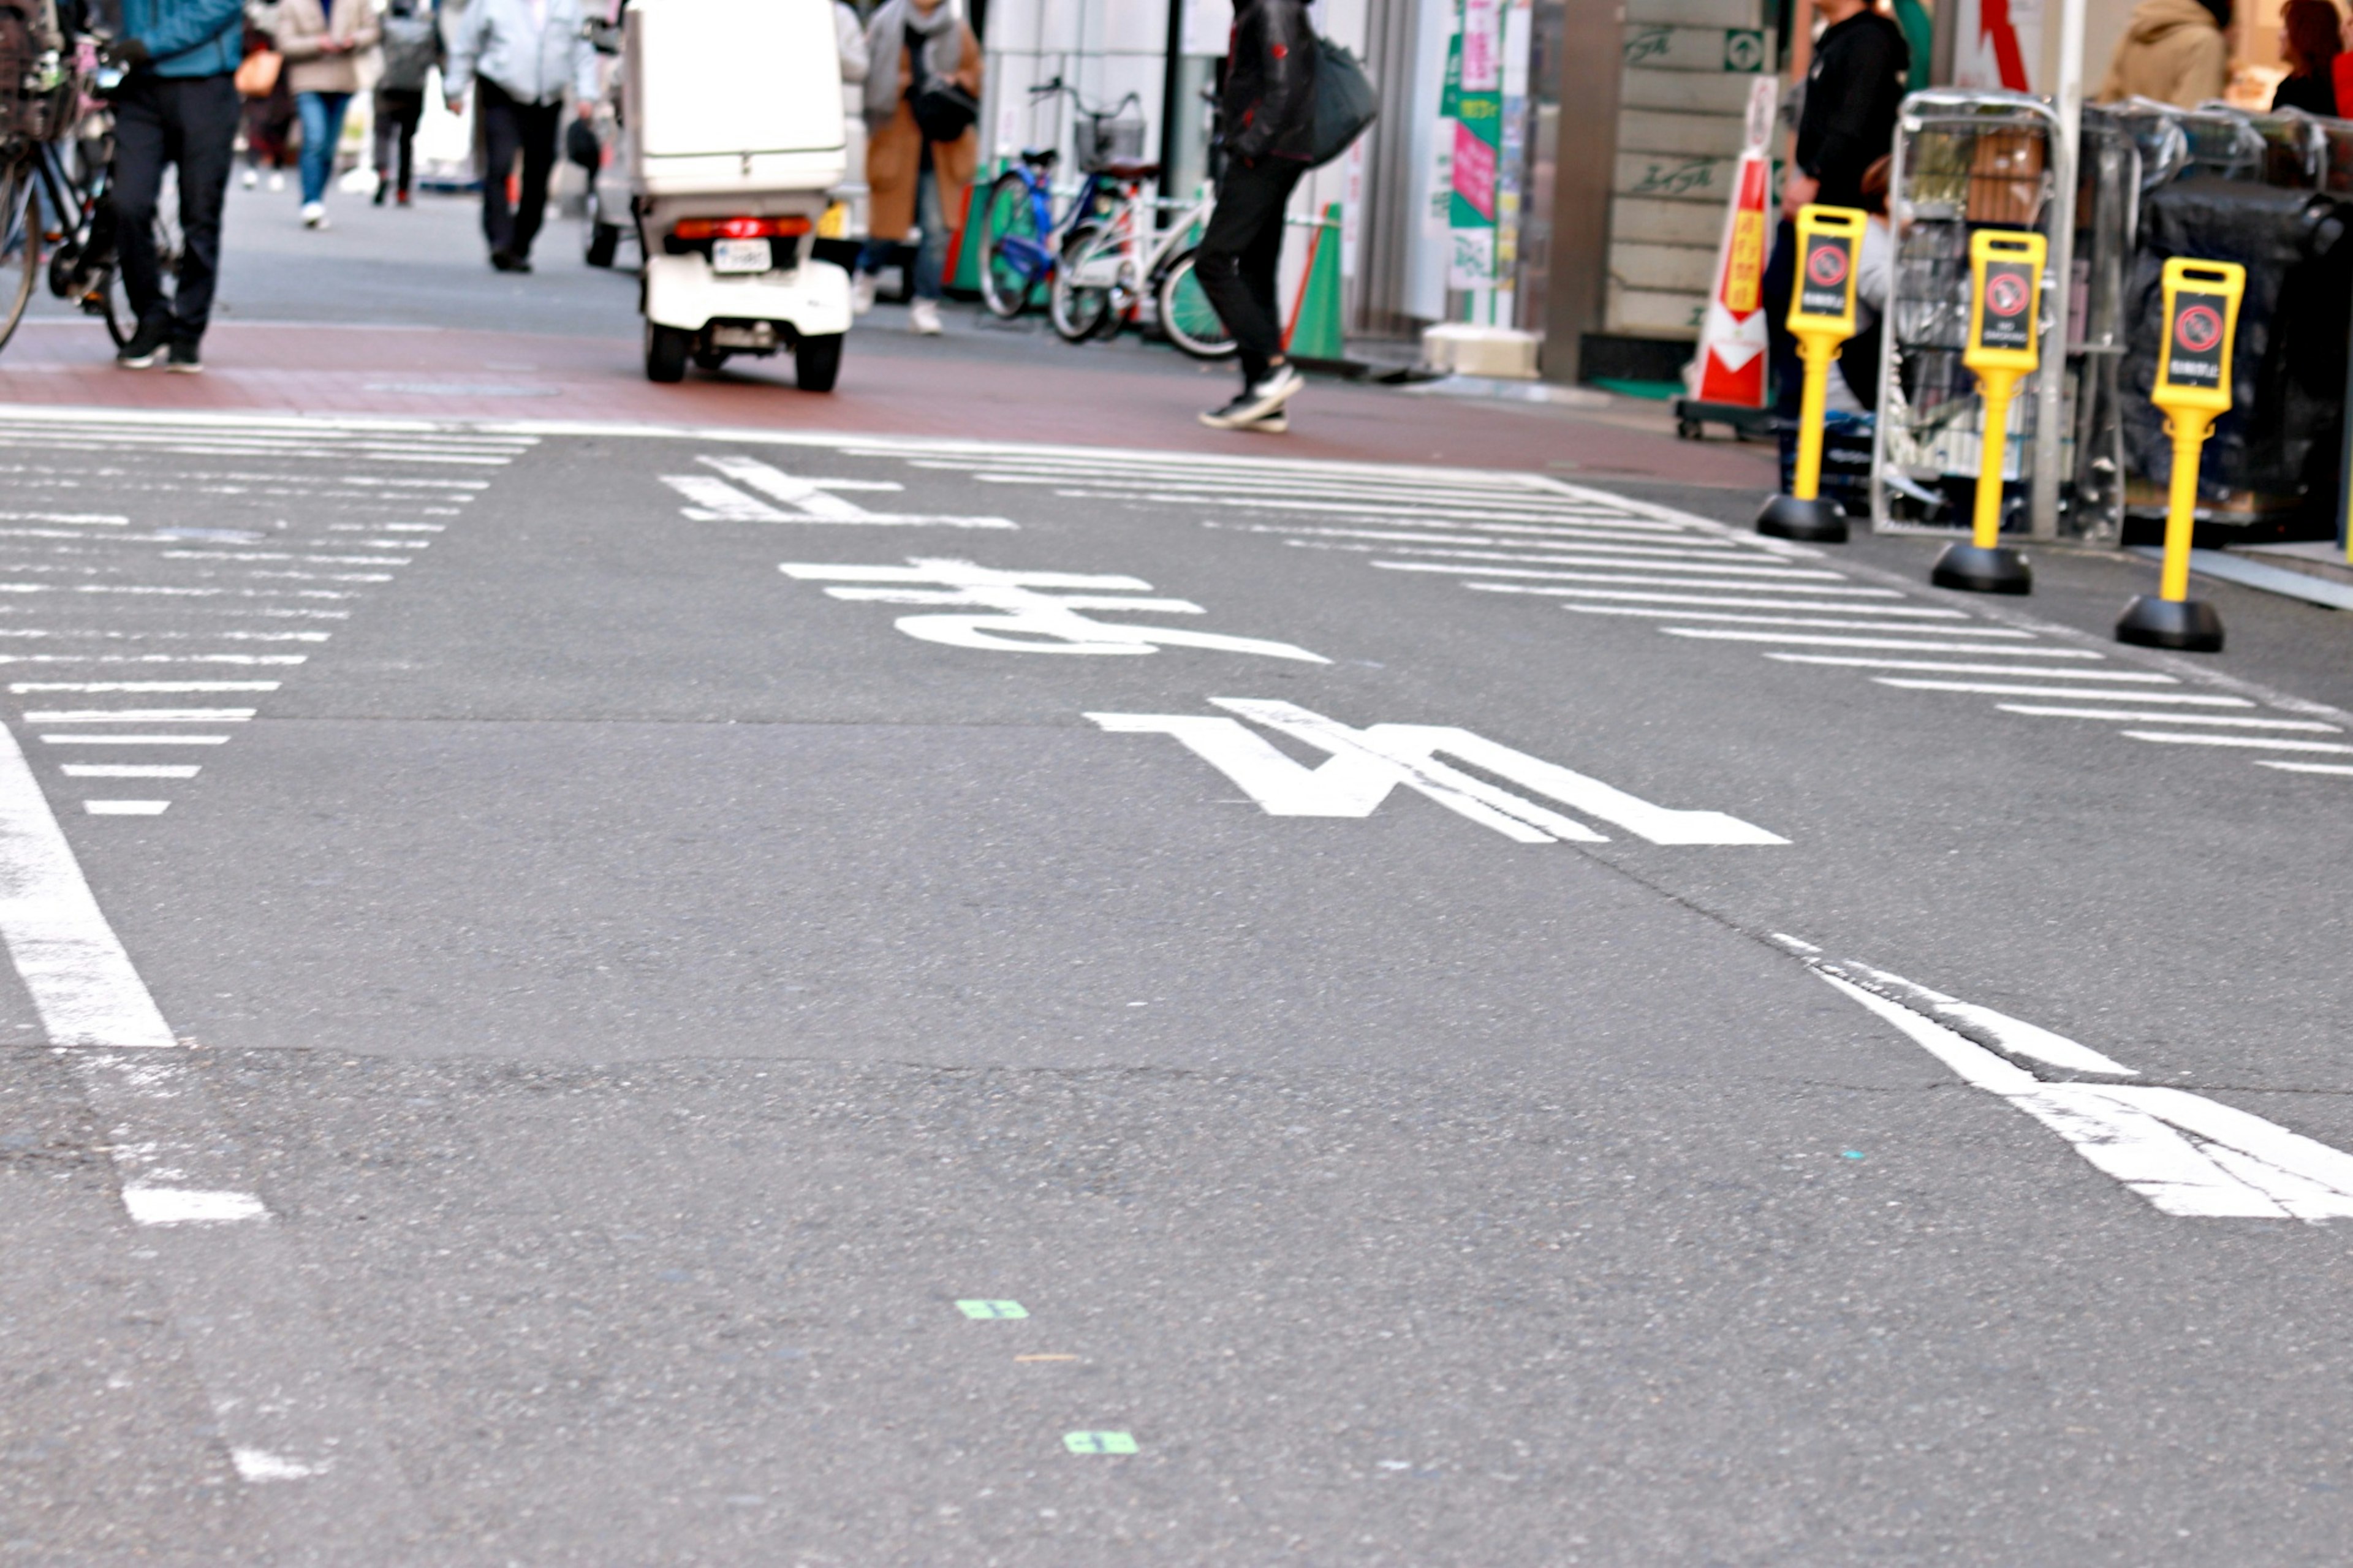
{"left": 978, "top": 171, "right": 1044, "bottom": 319}
{"left": 1048, "top": 223, "right": 1113, "bottom": 343}
{"left": 1156, "top": 247, "right": 1236, "bottom": 360}
{"left": 0, "top": 159, "right": 36, "bottom": 355}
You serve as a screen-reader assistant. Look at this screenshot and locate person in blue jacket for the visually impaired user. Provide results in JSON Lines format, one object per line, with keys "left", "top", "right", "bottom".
{"left": 104, "top": 0, "right": 246, "bottom": 372}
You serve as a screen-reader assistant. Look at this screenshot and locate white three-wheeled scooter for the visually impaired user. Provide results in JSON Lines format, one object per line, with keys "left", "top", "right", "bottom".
{"left": 623, "top": 0, "right": 851, "bottom": 388}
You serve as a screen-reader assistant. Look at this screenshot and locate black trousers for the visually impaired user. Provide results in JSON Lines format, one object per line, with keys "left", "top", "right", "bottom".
{"left": 1195, "top": 154, "right": 1306, "bottom": 386}
{"left": 374, "top": 87, "right": 423, "bottom": 196}
{"left": 477, "top": 79, "right": 559, "bottom": 259}
{"left": 112, "top": 70, "right": 240, "bottom": 344}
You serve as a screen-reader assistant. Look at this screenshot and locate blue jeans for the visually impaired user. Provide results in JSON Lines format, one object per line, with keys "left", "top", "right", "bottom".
{"left": 296, "top": 91, "right": 350, "bottom": 206}
{"left": 858, "top": 166, "right": 945, "bottom": 300}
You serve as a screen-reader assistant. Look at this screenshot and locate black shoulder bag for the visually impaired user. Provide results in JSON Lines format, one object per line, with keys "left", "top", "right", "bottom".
{"left": 904, "top": 24, "right": 979, "bottom": 143}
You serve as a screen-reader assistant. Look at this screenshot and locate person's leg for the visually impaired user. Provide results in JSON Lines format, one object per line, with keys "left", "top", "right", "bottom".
{"left": 911, "top": 166, "right": 945, "bottom": 300}
{"left": 371, "top": 89, "right": 396, "bottom": 199}
{"left": 390, "top": 91, "right": 422, "bottom": 198}
{"left": 1236, "top": 161, "right": 1304, "bottom": 359}
{"left": 109, "top": 78, "right": 170, "bottom": 338}
{"left": 295, "top": 93, "right": 331, "bottom": 204}
{"left": 168, "top": 72, "right": 241, "bottom": 346}
{"left": 507, "top": 98, "right": 558, "bottom": 258}
{"left": 1193, "top": 157, "right": 1298, "bottom": 388}
{"left": 476, "top": 80, "right": 521, "bottom": 255}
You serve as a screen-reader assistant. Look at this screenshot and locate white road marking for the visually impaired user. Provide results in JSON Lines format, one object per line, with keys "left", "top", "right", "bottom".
{"left": 1469, "top": 583, "right": 1911, "bottom": 607}
{"left": 1775, "top": 654, "right": 2161, "bottom": 674}
{"left": 24, "top": 709, "right": 255, "bottom": 722}
{"left": 232, "top": 1450, "right": 328, "bottom": 1482}
{"left": 1836, "top": 961, "right": 2136, "bottom": 1074}
{"left": 0, "top": 511, "right": 129, "bottom": 525}
{"left": 1213, "top": 520, "right": 1747, "bottom": 550}
{"left": 1816, "top": 969, "right": 2353, "bottom": 1221}
{"left": 0, "top": 724, "right": 175, "bottom": 1047}
{"left": 84, "top": 801, "right": 169, "bottom": 816}
{"left": 2256, "top": 760, "right": 2353, "bottom": 775}
{"left": 1678, "top": 632, "right": 2096, "bottom": 656}
{"left": 2123, "top": 732, "right": 2353, "bottom": 752}
{"left": 1089, "top": 699, "right": 1786, "bottom": 846}
{"left": 122, "top": 1188, "right": 267, "bottom": 1225}
{"left": 667, "top": 456, "right": 1016, "bottom": 528}
{"left": 1568, "top": 605, "right": 1977, "bottom": 628}
{"left": 41, "top": 735, "right": 232, "bottom": 745}
{"left": 1877, "top": 680, "right": 2243, "bottom": 702}
{"left": 1996, "top": 706, "right": 2336, "bottom": 730}
{"left": 63, "top": 765, "right": 200, "bottom": 778}
{"left": 1374, "top": 560, "right": 1858, "bottom": 588}
{"left": 779, "top": 559, "right": 1327, "bottom": 662}
{"left": 1363, "top": 547, "right": 1850, "bottom": 578}
{"left": 12, "top": 681, "right": 280, "bottom": 693}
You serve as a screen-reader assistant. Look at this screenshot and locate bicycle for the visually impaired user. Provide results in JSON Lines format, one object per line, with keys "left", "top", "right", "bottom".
{"left": 976, "top": 80, "right": 1149, "bottom": 323}
{"left": 1048, "top": 178, "right": 1233, "bottom": 359}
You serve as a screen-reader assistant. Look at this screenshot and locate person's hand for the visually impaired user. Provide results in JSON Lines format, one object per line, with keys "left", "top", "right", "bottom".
{"left": 102, "top": 35, "right": 150, "bottom": 68}
{"left": 445, "top": 94, "right": 464, "bottom": 115}
{"left": 320, "top": 36, "right": 349, "bottom": 53}
{"left": 575, "top": 99, "right": 595, "bottom": 119}
{"left": 1781, "top": 170, "right": 1819, "bottom": 219}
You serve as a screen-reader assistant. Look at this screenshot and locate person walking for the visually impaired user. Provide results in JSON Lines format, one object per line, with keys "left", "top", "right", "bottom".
{"left": 2096, "top": 0, "right": 2230, "bottom": 107}
{"left": 443, "top": 0, "right": 599, "bottom": 273}
{"left": 105, "top": 0, "right": 248, "bottom": 371}
{"left": 236, "top": 10, "right": 295, "bottom": 191}
{"left": 1193, "top": 0, "right": 1317, "bottom": 433}
{"left": 274, "top": 0, "right": 380, "bottom": 229}
{"left": 2272, "top": 0, "right": 2340, "bottom": 113}
{"left": 854, "top": 0, "right": 980, "bottom": 336}
{"left": 373, "top": 0, "right": 439, "bottom": 206}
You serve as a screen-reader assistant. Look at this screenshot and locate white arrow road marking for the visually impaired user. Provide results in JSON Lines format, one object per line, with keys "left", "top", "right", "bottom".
{"left": 1087, "top": 700, "right": 1787, "bottom": 846}
{"left": 665, "top": 456, "right": 1017, "bottom": 528}
{"left": 1813, "top": 962, "right": 2353, "bottom": 1221}
{"left": 779, "top": 559, "right": 1328, "bottom": 662}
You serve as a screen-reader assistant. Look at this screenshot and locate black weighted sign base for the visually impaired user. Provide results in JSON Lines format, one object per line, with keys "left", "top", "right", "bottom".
{"left": 1931, "top": 542, "right": 2033, "bottom": 594}
{"left": 1755, "top": 495, "right": 1849, "bottom": 543}
{"left": 2116, "top": 594, "right": 2224, "bottom": 653}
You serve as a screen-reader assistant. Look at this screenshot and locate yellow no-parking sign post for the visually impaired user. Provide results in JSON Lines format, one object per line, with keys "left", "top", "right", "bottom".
{"left": 2118, "top": 258, "right": 2244, "bottom": 652}
{"left": 1931, "top": 230, "right": 2043, "bottom": 594}
{"left": 1756, "top": 205, "right": 1866, "bottom": 543}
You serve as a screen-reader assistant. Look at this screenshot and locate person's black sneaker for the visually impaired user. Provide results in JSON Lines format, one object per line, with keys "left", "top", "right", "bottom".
{"left": 165, "top": 340, "right": 202, "bottom": 374}
{"left": 490, "top": 249, "right": 519, "bottom": 271}
{"left": 1197, "top": 365, "right": 1305, "bottom": 429}
{"left": 508, "top": 252, "right": 533, "bottom": 274}
{"left": 373, "top": 178, "right": 388, "bottom": 206}
{"left": 115, "top": 316, "right": 169, "bottom": 369}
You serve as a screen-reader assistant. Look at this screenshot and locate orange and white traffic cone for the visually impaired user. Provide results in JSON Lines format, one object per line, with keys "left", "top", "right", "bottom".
{"left": 1676, "top": 78, "right": 1777, "bottom": 439}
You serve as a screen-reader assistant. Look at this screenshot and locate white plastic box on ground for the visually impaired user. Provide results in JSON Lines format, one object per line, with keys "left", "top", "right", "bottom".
{"left": 623, "top": 0, "right": 847, "bottom": 224}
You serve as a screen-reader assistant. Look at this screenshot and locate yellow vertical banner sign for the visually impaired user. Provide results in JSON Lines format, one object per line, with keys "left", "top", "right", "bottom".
{"left": 2118, "top": 258, "right": 2245, "bottom": 652}
{"left": 1755, "top": 204, "right": 1865, "bottom": 543}
{"left": 1931, "top": 229, "right": 2044, "bottom": 595}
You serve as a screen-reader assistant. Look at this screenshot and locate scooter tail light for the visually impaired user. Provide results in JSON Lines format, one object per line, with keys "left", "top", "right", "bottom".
{"left": 673, "top": 216, "right": 814, "bottom": 241}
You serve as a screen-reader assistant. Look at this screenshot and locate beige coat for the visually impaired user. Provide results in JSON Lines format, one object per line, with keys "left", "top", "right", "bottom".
{"left": 2096, "top": 0, "right": 2229, "bottom": 107}
{"left": 865, "top": 20, "right": 981, "bottom": 243}
{"left": 275, "top": 0, "right": 381, "bottom": 96}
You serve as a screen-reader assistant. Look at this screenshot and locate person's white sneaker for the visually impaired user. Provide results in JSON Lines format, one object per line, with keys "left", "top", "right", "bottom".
{"left": 851, "top": 272, "right": 878, "bottom": 316}
{"left": 908, "top": 297, "right": 944, "bottom": 335}
{"left": 241, "top": 167, "right": 257, "bottom": 189}
{"left": 301, "top": 202, "right": 328, "bottom": 230}
{"left": 267, "top": 171, "right": 286, "bottom": 192}
{"left": 1197, "top": 365, "right": 1305, "bottom": 429}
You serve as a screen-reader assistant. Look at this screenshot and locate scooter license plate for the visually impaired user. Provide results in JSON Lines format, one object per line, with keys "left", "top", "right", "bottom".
{"left": 711, "top": 238, "right": 771, "bottom": 275}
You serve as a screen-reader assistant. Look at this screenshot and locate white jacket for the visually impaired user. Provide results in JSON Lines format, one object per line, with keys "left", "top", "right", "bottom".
{"left": 445, "top": 0, "right": 597, "bottom": 106}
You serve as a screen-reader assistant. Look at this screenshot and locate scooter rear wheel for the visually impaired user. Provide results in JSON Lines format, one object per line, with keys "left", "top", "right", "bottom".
{"left": 645, "top": 322, "right": 689, "bottom": 384}
{"left": 795, "top": 333, "right": 843, "bottom": 393}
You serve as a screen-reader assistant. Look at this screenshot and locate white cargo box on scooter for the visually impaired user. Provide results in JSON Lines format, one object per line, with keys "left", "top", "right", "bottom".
{"left": 625, "top": 0, "right": 851, "bottom": 388}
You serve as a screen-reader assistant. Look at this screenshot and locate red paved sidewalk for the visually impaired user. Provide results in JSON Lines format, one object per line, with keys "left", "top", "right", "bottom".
{"left": 0, "top": 319, "right": 1778, "bottom": 485}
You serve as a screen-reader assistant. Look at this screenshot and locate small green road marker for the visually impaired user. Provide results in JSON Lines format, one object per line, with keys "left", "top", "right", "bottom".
{"left": 955, "top": 1299, "right": 1028, "bottom": 1320}
{"left": 1063, "top": 1431, "right": 1137, "bottom": 1455}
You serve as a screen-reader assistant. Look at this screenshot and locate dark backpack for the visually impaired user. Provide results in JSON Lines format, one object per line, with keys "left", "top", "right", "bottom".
{"left": 903, "top": 25, "right": 978, "bottom": 143}
{"left": 1306, "top": 36, "right": 1379, "bottom": 168}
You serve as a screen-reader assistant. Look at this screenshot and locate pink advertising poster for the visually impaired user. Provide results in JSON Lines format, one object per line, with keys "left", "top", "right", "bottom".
{"left": 1451, "top": 121, "right": 1497, "bottom": 222}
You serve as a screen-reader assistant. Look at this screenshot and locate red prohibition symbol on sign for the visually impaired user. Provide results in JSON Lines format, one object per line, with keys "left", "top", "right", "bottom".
{"left": 1985, "top": 271, "right": 2029, "bottom": 317}
{"left": 2175, "top": 303, "right": 2223, "bottom": 353}
{"left": 1805, "top": 243, "right": 1849, "bottom": 288}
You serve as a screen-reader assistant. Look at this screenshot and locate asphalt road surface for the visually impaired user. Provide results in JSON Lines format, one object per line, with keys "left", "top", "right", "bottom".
{"left": 2, "top": 403, "right": 2351, "bottom": 1567}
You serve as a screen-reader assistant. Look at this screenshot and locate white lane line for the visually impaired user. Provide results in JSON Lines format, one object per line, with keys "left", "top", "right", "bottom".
{"left": 85, "top": 800, "right": 169, "bottom": 816}
{"left": 1996, "top": 706, "right": 2338, "bottom": 730}
{"left": 2256, "top": 760, "right": 2353, "bottom": 775}
{"left": 0, "top": 511, "right": 131, "bottom": 525}
{"left": 1691, "top": 633, "right": 2096, "bottom": 656}
{"left": 41, "top": 735, "right": 232, "bottom": 746}
{"left": 1817, "top": 970, "right": 2353, "bottom": 1220}
{"left": 1471, "top": 584, "right": 1914, "bottom": 608}
{"left": 1374, "top": 559, "right": 1852, "bottom": 586}
{"left": 2123, "top": 732, "right": 2353, "bottom": 753}
{"left": 0, "top": 656, "right": 306, "bottom": 666}
{"left": 1785, "top": 659, "right": 2168, "bottom": 679}
{"left": 1875, "top": 680, "right": 2246, "bottom": 703}
{"left": 12, "top": 682, "right": 280, "bottom": 694}
{"left": 1567, "top": 605, "right": 1974, "bottom": 627}
{"left": 63, "top": 765, "right": 200, "bottom": 778}
{"left": 24, "top": 709, "right": 256, "bottom": 722}
{"left": 0, "top": 724, "right": 175, "bottom": 1047}
{"left": 121, "top": 1188, "right": 264, "bottom": 1225}
{"left": 1211, "top": 520, "right": 1751, "bottom": 551}
{"left": 1835, "top": 960, "right": 2138, "bottom": 1075}
{"left": 1357, "top": 546, "right": 1848, "bottom": 578}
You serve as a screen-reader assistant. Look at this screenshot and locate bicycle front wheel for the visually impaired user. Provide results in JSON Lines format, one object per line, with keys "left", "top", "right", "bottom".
{"left": 1048, "top": 223, "right": 1113, "bottom": 344}
{"left": 0, "top": 156, "right": 40, "bottom": 357}
{"left": 1156, "top": 248, "right": 1235, "bottom": 360}
{"left": 978, "top": 172, "right": 1044, "bottom": 320}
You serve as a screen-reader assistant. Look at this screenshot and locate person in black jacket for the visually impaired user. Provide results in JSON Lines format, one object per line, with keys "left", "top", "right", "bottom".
{"left": 1195, "top": 0, "right": 1318, "bottom": 433}
{"left": 1762, "top": 0, "right": 1909, "bottom": 423}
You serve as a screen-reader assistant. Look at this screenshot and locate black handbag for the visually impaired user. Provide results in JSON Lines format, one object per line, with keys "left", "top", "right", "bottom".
{"left": 903, "top": 25, "right": 977, "bottom": 143}
{"left": 1306, "top": 36, "right": 1380, "bottom": 169}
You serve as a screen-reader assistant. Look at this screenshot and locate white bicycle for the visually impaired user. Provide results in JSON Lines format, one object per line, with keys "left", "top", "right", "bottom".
{"left": 1048, "top": 178, "right": 1235, "bottom": 360}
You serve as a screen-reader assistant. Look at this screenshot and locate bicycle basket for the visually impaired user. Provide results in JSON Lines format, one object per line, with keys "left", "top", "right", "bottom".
{"left": 1074, "top": 115, "right": 1145, "bottom": 173}
{"left": 0, "top": 2, "right": 64, "bottom": 146}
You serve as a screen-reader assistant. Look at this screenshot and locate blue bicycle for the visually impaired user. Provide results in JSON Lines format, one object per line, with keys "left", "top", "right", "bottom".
{"left": 976, "top": 83, "right": 1148, "bottom": 322}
